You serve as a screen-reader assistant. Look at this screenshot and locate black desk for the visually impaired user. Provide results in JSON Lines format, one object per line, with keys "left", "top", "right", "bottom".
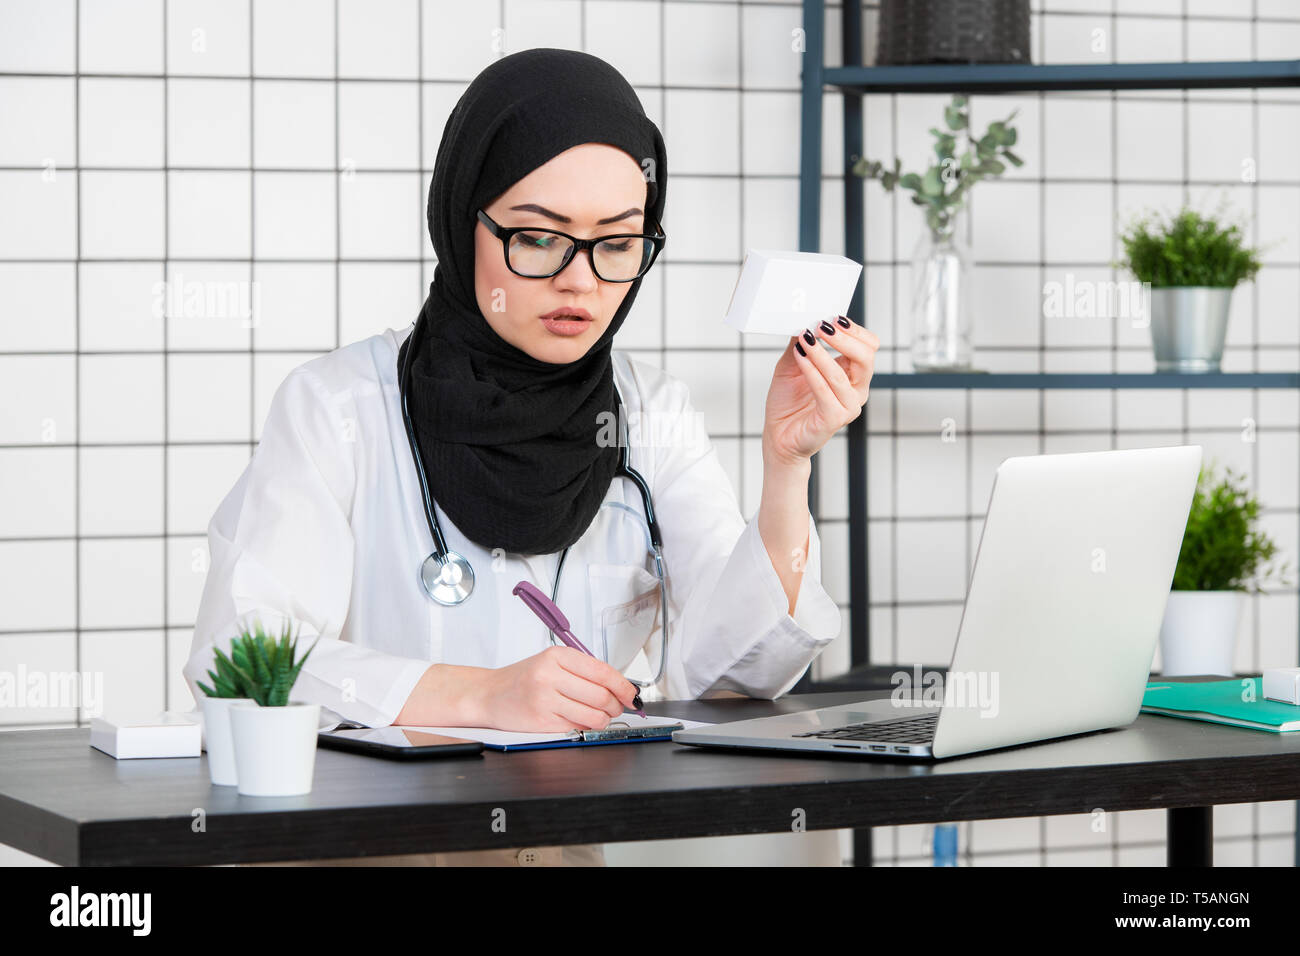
{"left": 1, "top": 690, "right": 1295, "bottom": 866}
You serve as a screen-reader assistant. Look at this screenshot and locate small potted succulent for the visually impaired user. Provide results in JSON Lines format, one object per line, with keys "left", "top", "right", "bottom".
{"left": 195, "top": 638, "right": 253, "bottom": 787}
{"left": 1159, "top": 462, "right": 1292, "bottom": 676}
{"left": 1119, "top": 205, "right": 1263, "bottom": 373}
{"left": 204, "top": 614, "right": 320, "bottom": 796}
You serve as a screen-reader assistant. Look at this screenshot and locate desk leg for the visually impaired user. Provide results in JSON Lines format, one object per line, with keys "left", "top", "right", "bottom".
{"left": 852, "top": 828, "right": 872, "bottom": 867}
{"left": 1166, "top": 806, "right": 1212, "bottom": 866}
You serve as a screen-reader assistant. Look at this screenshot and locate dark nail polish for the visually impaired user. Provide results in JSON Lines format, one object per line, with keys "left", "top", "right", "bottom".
{"left": 820, "top": 320, "right": 836, "bottom": 335}
{"left": 802, "top": 330, "right": 816, "bottom": 346}
{"left": 794, "top": 340, "right": 806, "bottom": 357}
{"left": 837, "top": 315, "right": 852, "bottom": 328}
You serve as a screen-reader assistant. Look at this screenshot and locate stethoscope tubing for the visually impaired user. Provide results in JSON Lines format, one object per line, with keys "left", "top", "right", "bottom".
{"left": 401, "top": 315, "right": 659, "bottom": 554}
{"left": 399, "top": 316, "right": 668, "bottom": 685}
{"left": 399, "top": 315, "right": 449, "bottom": 557}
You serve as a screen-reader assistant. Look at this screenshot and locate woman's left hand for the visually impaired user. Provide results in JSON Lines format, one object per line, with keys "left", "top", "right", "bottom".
{"left": 763, "top": 316, "right": 881, "bottom": 468}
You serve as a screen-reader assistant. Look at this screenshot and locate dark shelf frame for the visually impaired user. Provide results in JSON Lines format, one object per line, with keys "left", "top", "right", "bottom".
{"left": 796, "top": 0, "right": 1300, "bottom": 866}
{"left": 823, "top": 58, "right": 1300, "bottom": 94}
{"left": 872, "top": 372, "right": 1300, "bottom": 389}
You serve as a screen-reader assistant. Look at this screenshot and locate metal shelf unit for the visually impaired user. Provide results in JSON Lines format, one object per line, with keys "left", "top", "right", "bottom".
{"left": 795, "top": 0, "right": 1300, "bottom": 865}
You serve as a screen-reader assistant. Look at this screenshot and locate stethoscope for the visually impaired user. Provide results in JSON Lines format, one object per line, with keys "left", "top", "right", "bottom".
{"left": 398, "top": 317, "right": 669, "bottom": 687}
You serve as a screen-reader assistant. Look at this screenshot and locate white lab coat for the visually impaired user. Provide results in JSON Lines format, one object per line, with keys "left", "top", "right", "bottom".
{"left": 183, "top": 323, "right": 843, "bottom": 865}
{"left": 184, "top": 323, "right": 841, "bottom": 721}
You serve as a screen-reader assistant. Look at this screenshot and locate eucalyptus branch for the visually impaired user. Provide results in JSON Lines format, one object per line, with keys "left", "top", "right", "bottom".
{"left": 851, "top": 94, "right": 1023, "bottom": 236}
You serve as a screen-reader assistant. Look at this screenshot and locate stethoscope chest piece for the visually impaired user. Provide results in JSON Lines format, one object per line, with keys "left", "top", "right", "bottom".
{"left": 420, "top": 549, "right": 475, "bottom": 605}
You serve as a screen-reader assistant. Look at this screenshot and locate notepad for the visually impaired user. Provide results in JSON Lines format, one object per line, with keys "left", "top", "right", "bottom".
{"left": 330, "top": 713, "right": 715, "bottom": 751}
{"left": 1141, "top": 678, "right": 1300, "bottom": 733}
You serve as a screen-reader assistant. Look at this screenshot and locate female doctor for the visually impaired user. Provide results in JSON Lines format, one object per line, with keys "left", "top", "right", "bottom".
{"left": 184, "top": 48, "right": 879, "bottom": 866}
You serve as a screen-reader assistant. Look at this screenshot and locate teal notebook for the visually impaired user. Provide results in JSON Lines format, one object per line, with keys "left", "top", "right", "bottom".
{"left": 1142, "top": 677, "right": 1300, "bottom": 733}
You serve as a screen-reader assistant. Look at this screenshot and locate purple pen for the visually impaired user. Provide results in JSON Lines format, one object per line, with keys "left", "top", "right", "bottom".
{"left": 512, "top": 580, "right": 647, "bottom": 718}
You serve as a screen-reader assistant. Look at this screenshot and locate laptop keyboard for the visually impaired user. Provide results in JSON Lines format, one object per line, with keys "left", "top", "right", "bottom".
{"left": 792, "top": 711, "right": 939, "bottom": 743}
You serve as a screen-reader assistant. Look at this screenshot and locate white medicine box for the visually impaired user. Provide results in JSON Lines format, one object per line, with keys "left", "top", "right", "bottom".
{"left": 1263, "top": 667, "right": 1300, "bottom": 705}
{"left": 723, "top": 249, "right": 863, "bottom": 337}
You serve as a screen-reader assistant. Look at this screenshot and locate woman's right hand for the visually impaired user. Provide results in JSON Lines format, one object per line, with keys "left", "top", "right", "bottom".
{"left": 469, "top": 646, "right": 640, "bottom": 732}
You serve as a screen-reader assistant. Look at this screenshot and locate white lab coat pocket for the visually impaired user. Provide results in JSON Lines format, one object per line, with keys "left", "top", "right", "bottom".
{"left": 586, "top": 563, "right": 663, "bottom": 674}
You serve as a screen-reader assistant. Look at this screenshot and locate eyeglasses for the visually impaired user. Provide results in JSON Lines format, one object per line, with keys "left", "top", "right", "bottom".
{"left": 476, "top": 208, "right": 666, "bottom": 283}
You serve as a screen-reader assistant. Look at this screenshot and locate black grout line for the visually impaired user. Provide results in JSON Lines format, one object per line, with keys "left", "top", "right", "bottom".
{"left": 1250, "top": 6, "right": 1260, "bottom": 863}
{"left": 248, "top": 0, "right": 256, "bottom": 459}
{"left": 16, "top": 72, "right": 1300, "bottom": 96}
{"left": 160, "top": 0, "right": 170, "bottom": 713}
{"left": 6, "top": 583, "right": 1296, "bottom": 637}
{"left": 1251, "top": 0, "right": 1261, "bottom": 867}
{"left": 1037, "top": 6, "right": 1050, "bottom": 868}
{"left": 1105, "top": 16, "right": 1120, "bottom": 851}
{"left": 889, "top": 88, "right": 898, "bottom": 691}
{"left": 659, "top": 0, "right": 668, "bottom": 393}
{"left": 736, "top": 0, "right": 747, "bottom": 523}
{"left": 418, "top": 0, "right": 425, "bottom": 304}
{"left": 15, "top": 342, "right": 1300, "bottom": 355}
{"left": 1109, "top": 0, "right": 1119, "bottom": 864}
{"left": 10, "top": 255, "right": 1300, "bottom": 268}
{"left": 9, "top": 166, "right": 1300, "bottom": 187}
{"left": 72, "top": 0, "right": 81, "bottom": 728}
{"left": 17, "top": 253, "right": 1300, "bottom": 268}
{"left": 334, "top": 0, "right": 340, "bottom": 353}
{"left": 8, "top": 421, "right": 1300, "bottom": 457}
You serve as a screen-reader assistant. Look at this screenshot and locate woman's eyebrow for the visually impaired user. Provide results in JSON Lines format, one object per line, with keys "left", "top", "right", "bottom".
{"left": 509, "top": 203, "right": 644, "bottom": 225}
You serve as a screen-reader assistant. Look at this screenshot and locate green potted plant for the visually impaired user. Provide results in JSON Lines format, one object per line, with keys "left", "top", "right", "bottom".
{"left": 214, "top": 614, "right": 321, "bottom": 796}
{"left": 195, "top": 639, "right": 253, "bottom": 787}
{"left": 1118, "top": 205, "right": 1263, "bottom": 373}
{"left": 1159, "top": 462, "right": 1292, "bottom": 676}
{"left": 853, "top": 94, "right": 1022, "bottom": 372}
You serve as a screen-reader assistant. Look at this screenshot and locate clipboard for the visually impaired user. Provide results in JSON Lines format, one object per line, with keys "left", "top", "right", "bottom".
{"left": 358, "top": 714, "right": 706, "bottom": 752}
{"left": 488, "top": 721, "right": 684, "bottom": 751}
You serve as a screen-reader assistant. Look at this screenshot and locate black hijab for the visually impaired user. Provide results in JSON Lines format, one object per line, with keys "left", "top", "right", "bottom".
{"left": 397, "top": 48, "right": 668, "bottom": 556}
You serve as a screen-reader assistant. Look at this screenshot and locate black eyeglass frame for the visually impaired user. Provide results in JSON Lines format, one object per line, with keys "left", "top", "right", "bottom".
{"left": 475, "top": 208, "right": 666, "bottom": 283}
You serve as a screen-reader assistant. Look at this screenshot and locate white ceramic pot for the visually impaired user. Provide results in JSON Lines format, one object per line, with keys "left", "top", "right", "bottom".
{"left": 200, "top": 695, "right": 248, "bottom": 786}
{"left": 1158, "top": 590, "right": 1244, "bottom": 677}
{"left": 228, "top": 700, "right": 321, "bottom": 796}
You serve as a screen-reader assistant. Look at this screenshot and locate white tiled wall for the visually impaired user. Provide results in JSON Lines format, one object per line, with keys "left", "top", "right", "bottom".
{"left": 1, "top": 0, "right": 1296, "bottom": 867}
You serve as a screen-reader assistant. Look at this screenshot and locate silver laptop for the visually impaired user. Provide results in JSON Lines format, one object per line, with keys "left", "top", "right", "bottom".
{"left": 673, "top": 444, "right": 1203, "bottom": 760}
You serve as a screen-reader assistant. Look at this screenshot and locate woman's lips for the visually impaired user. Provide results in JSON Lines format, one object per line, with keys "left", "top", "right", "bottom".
{"left": 540, "top": 308, "right": 594, "bottom": 336}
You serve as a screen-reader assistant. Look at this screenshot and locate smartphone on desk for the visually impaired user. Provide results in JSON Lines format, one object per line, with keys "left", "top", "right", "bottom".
{"left": 318, "top": 722, "right": 484, "bottom": 760}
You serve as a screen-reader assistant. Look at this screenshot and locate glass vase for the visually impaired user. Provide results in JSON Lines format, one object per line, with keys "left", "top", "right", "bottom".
{"left": 908, "top": 213, "right": 974, "bottom": 372}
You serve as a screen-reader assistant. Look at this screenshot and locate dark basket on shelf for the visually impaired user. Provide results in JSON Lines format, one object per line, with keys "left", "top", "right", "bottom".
{"left": 875, "top": 0, "right": 1032, "bottom": 66}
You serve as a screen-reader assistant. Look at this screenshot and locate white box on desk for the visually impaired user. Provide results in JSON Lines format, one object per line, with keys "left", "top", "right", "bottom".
{"left": 723, "top": 249, "right": 863, "bottom": 337}
{"left": 89, "top": 712, "right": 202, "bottom": 759}
{"left": 1263, "top": 667, "right": 1300, "bottom": 705}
